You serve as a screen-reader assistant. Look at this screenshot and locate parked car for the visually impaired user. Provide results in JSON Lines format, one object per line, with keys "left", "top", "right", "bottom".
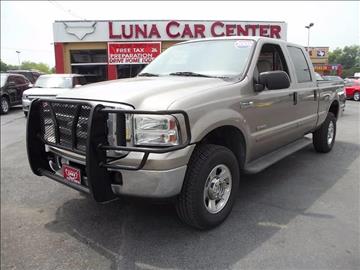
{"left": 1, "top": 73, "right": 31, "bottom": 114}
{"left": 22, "top": 74, "right": 87, "bottom": 116}
{"left": 345, "top": 79, "right": 360, "bottom": 101}
{"left": 26, "top": 37, "right": 342, "bottom": 229}
{"left": 7, "top": 69, "right": 43, "bottom": 84}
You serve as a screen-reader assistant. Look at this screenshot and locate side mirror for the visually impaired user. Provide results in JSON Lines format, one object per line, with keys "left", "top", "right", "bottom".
{"left": 28, "top": 83, "right": 34, "bottom": 88}
{"left": 255, "top": 71, "right": 290, "bottom": 91}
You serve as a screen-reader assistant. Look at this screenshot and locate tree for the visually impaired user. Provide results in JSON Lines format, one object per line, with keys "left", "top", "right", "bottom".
{"left": 20, "top": 61, "right": 52, "bottom": 73}
{"left": 0, "top": 60, "right": 17, "bottom": 72}
{"left": 328, "top": 45, "right": 360, "bottom": 69}
{"left": 328, "top": 45, "right": 360, "bottom": 77}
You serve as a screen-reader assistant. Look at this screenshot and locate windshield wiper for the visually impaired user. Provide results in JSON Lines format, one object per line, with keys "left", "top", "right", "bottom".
{"left": 169, "top": 71, "right": 213, "bottom": 78}
{"left": 138, "top": 72, "right": 159, "bottom": 77}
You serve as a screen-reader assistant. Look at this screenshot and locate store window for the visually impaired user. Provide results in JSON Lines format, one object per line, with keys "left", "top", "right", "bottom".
{"left": 70, "top": 50, "right": 107, "bottom": 82}
{"left": 117, "top": 64, "right": 146, "bottom": 79}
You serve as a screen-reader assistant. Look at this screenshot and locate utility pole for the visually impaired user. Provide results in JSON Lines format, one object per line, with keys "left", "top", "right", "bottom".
{"left": 305, "top": 23, "right": 314, "bottom": 53}
{"left": 16, "top": 51, "right": 21, "bottom": 69}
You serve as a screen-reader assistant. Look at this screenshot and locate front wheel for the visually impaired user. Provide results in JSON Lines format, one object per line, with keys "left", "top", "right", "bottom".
{"left": 176, "top": 144, "right": 239, "bottom": 230}
{"left": 353, "top": 91, "right": 360, "bottom": 101}
{"left": 1, "top": 96, "right": 10, "bottom": 114}
{"left": 313, "top": 112, "right": 336, "bottom": 153}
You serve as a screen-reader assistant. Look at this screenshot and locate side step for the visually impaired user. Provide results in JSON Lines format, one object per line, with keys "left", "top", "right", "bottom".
{"left": 244, "top": 137, "right": 312, "bottom": 174}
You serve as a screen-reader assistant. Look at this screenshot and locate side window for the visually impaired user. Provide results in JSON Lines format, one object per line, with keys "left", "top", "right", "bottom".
{"left": 256, "top": 43, "right": 290, "bottom": 79}
{"left": 15, "top": 76, "right": 26, "bottom": 85}
{"left": 78, "top": 77, "right": 87, "bottom": 85}
{"left": 7, "top": 76, "right": 16, "bottom": 85}
{"left": 287, "top": 46, "right": 312, "bottom": 83}
{"left": 73, "top": 77, "right": 79, "bottom": 87}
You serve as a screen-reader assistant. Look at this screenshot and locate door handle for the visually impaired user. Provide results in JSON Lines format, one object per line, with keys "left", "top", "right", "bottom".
{"left": 291, "top": 92, "right": 298, "bottom": 105}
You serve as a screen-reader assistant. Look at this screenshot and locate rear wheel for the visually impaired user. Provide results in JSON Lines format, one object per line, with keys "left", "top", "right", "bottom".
{"left": 176, "top": 144, "right": 239, "bottom": 230}
{"left": 353, "top": 91, "right": 360, "bottom": 101}
{"left": 313, "top": 112, "right": 336, "bottom": 153}
{"left": 1, "top": 96, "right": 10, "bottom": 114}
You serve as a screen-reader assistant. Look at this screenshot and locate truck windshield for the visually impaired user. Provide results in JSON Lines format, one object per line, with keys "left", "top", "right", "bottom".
{"left": 35, "top": 76, "right": 73, "bottom": 88}
{"left": 139, "top": 39, "right": 255, "bottom": 78}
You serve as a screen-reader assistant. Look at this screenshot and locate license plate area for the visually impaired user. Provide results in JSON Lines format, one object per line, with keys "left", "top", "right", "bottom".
{"left": 63, "top": 164, "right": 81, "bottom": 185}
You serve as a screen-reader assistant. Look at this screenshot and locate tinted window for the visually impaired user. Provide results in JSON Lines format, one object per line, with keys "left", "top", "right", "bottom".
{"left": 71, "top": 50, "right": 107, "bottom": 64}
{"left": 14, "top": 76, "right": 26, "bottom": 85}
{"left": 287, "top": 46, "right": 312, "bottom": 83}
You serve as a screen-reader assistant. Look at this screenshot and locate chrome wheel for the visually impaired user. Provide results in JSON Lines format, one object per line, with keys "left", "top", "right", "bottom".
{"left": 327, "top": 121, "right": 335, "bottom": 145}
{"left": 203, "top": 164, "right": 232, "bottom": 214}
{"left": 354, "top": 92, "right": 360, "bottom": 101}
{"left": 1, "top": 98, "right": 9, "bottom": 113}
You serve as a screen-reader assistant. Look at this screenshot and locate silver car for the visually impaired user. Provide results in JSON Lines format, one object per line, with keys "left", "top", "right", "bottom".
{"left": 22, "top": 74, "right": 87, "bottom": 116}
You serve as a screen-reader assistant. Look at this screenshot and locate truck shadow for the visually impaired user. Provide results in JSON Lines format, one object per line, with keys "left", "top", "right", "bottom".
{"left": 45, "top": 141, "right": 359, "bottom": 270}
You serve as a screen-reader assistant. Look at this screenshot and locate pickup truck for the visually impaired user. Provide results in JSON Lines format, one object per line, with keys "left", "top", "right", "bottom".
{"left": 27, "top": 37, "right": 342, "bottom": 229}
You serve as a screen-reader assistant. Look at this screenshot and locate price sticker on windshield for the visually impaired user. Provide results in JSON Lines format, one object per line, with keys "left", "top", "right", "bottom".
{"left": 234, "top": 40, "right": 253, "bottom": 49}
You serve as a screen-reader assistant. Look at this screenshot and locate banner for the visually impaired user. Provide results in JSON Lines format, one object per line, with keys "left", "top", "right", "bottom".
{"left": 108, "top": 42, "right": 161, "bottom": 65}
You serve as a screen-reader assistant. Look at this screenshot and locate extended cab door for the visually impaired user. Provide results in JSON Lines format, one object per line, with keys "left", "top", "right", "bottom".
{"left": 240, "top": 42, "right": 302, "bottom": 161}
{"left": 286, "top": 46, "right": 318, "bottom": 133}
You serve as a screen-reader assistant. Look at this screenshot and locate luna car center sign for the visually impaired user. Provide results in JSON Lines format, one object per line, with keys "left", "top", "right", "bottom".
{"left": 108, "top": 21, "right": 286, "bottom": 40}
{"left": 108, "top": 42, "right": 161, "bottom": 64}
{"left": 53, "top": 20, "right": 287, "bottom": 42}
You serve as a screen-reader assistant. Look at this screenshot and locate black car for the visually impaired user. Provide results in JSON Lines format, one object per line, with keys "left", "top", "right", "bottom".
{"left": 1, "top": 73, "right": 31, "bottom": 114}
{"left": 6, "top": 70, "right": 42, "bottom": 84}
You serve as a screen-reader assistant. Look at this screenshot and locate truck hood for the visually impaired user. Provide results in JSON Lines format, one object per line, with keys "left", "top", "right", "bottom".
{"left": 56, "top": 76, "right": 232, "bottom": 110}
{"left": 24, "top": 87, "right": 72, "bottom": 96}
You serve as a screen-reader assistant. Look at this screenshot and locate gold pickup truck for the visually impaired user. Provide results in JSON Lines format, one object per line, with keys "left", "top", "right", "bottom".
{"left": 27, "top": 37, "right": 342, "bottom": 229}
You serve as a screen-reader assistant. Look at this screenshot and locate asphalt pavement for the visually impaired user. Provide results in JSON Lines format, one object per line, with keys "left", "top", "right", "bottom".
{"left": 1, "top": 103, "right": 359, "bottom": 270}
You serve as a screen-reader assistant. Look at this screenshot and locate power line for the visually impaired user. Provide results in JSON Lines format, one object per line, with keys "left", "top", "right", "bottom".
{"left": 48, "top": 0, "right": 86, "bottom": 20}
{"left": 1, "top": 47, "right": 53, "bottom": 53}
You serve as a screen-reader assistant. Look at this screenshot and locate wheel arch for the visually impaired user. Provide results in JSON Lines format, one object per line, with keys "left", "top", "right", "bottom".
{"left": 197, "top": 125, "right": 247, "bottom": 171}
{"left": 329, "top": 99, "right": 340, "bottom": 119}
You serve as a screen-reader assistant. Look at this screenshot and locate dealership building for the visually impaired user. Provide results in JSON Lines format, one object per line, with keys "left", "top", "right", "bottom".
{"left": 53, "top": 20, "right": 287, "bottom": 82}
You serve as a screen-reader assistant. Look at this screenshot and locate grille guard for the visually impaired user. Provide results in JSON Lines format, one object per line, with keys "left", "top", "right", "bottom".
{"left": 26, "top": 98, "right": 191, "bottom": 202}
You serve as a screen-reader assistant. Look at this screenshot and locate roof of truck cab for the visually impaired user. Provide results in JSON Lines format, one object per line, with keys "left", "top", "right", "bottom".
{"left": 179, "top": 36, "right": 302, "bottom": 48}
{"left": 38, "top": 74, "right": 83, "bottom": 78}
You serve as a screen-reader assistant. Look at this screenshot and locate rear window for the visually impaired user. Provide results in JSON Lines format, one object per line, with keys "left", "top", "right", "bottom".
{"left": 287, "top": 46, "right": 312, "bottom": 83}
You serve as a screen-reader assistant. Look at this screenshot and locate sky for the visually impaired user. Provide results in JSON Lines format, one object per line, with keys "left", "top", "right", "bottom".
{"left": 1, "top": 1, "right": 359, "bottom": 68}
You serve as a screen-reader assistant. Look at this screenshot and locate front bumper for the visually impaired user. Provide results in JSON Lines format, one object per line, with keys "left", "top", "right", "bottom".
{"left": 27, "top": 98, "right": 192, "bottom": 202}
{"left": 111, "top": 166, "right": 187, "bottom": 198}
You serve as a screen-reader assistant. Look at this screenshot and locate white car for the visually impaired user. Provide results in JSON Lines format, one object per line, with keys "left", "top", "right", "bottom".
{"left": 22, "top": 74, "right": 87, "bottom": 116}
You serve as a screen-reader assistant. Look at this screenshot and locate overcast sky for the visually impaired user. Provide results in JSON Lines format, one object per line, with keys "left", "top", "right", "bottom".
{"left": 1, "top": 1, "right": 359, "bottom": 67}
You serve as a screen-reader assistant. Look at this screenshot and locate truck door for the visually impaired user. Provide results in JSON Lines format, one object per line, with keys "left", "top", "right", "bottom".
{"left": 241, "top": 42, "right": 302, "bottom": 161}
{"left": 286, "top": 46, "right": 318, "bottom": 133}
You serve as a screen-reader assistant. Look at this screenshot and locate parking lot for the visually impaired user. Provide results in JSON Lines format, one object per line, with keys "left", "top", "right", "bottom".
{"left": 1, "top": 102, "right": 359, "bottom": 270}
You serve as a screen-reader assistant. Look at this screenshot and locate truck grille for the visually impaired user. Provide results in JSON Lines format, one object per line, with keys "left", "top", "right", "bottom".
{"left": 39, "top": 101, "right": 92, "bottom": 152}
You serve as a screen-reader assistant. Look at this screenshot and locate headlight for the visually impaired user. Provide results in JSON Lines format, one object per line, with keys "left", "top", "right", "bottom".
{"left": 22, "top": 94, "right": 28, "bottom": 100}
{"left": 133, "top": 115, "right": 180, "bottom": 146}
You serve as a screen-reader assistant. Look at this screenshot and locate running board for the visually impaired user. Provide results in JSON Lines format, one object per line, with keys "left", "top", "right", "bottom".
{"left": 244, "top": 137, "right": 312, "bottom": 174}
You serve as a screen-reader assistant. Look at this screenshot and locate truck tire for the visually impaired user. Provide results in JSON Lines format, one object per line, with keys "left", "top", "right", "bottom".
{"left": 1, "top": 96, "right": 10, "bottom": 114}
{"left": 313, "top": 112, "right": 336, "bottom": 153}
{"left": 176, "top": 144, "right": 239, "bottom": 230}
